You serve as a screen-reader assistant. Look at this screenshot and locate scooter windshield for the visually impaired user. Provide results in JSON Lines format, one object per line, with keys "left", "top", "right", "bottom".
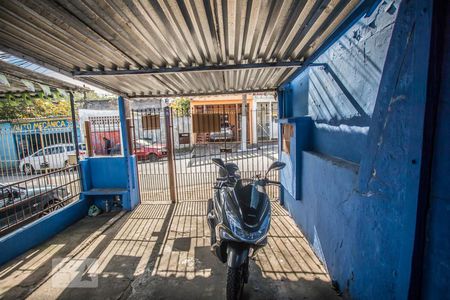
{"left": 233, "top": 180, "right": 270, "bottom": 228}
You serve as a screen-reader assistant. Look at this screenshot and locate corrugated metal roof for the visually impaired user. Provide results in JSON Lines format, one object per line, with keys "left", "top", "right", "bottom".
{"left": 0, "top": 60, "right": 84, "bottom": 96}
{"left": 0, "top": 0, "right": 361, "bottom": 97}
{"left": 0, "top": 51, "right": 101, "bottom": 93}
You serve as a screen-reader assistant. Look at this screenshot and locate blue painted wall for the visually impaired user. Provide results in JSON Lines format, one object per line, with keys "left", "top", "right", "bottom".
{"left": 0, "top": 197, "right": 89, "bottom": 266}
{"left": 282, "top": 151, "right": 359, "bottom": 276}
{"left": 279, "top": 116, "right": 312, "bottom": 200}
{"left": 279, "top": 0, "right": 435, "bottom": 298}
{"left": 79, "top": 96, "right": 140, "bottom": 212}
{"left": 0, "top": 122, "right": 17, "bottom": 169}
{"left": 421, "top": 2, "right": 450, "bottom": 298}
{"left": 80, "top": 156, "right": 140, "bottom": 211}
{"left": 0, "top": 120, "right": 82, "bottom": 170}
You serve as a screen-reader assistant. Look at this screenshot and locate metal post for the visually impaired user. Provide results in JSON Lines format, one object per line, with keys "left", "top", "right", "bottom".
{"left": 118, "top": 96, "right": 129, "bottom": 157}
{"left": 126, "top": 118, "right": 133, "bottom": 154}
{"left": 39, "top": 128, "right": 47, "bottom": 174}
{"left": 164, "top": 106, "right": 177, "bottom": 203}
{"left": 69, "top": 92, "right": 80, "bottom": 163}
{"left": 252, "top": 98, "right": 258, "bottom": 144}
{"left": 241, "top": 94, "right": 247, "bottom": 151}
{"left": 84, "top": 121, "right": 93, "bottom": 157}
{"left": 269, "top": 98, "right": 274, "bottom": 139}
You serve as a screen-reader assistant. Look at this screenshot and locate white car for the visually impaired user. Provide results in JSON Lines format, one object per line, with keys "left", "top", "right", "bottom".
{"left": 19, "top": 143, "right": 86, "bottom": 175}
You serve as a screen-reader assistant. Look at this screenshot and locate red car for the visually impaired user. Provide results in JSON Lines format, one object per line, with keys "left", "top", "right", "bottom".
{"left": 134, "top": 139, "right": 167, "bottom": 161}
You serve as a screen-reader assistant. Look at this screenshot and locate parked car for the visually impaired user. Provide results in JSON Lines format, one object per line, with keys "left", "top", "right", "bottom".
{"left": 210, "top": 123, "right": 234, "bottom": 142}
{"left": 19, "top": 143, "right": 86, "bottom": 175}
{"left": 134, "top": 139, "right": 167, "bottom": 161}
{"left": 0, "top": 183, "right": 70, "bottom": 230}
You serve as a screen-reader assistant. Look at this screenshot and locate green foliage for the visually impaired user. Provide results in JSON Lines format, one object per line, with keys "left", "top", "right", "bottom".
{"left": 170, "top": 97, "right": 191, "bottom": 117}
{"left": 0, "top": 92, "right": 72, "bottom": 120}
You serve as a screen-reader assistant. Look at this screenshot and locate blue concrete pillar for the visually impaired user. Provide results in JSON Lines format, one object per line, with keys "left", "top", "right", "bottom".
{"left": 117, "top": 95, "right": 140, "bottom": 209}
{"left": 118, "top": 95, "right": 129, "bottom": 157}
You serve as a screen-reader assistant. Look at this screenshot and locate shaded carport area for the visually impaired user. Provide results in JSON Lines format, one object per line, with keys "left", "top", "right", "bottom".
{"left": 1, "top": 0, "right": 437, "bottom": 299}
{"left": 0, "top": 202, "right": 337, "bottom": 299}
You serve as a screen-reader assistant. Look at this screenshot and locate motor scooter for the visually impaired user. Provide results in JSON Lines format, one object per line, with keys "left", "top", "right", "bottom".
{"left": 207, "top": 158, "right": 286, "bottom": 300}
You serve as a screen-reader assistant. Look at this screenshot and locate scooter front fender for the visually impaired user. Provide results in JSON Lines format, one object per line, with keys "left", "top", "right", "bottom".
{"left": 227, "top": 244, "right": 249, "bottom": 268}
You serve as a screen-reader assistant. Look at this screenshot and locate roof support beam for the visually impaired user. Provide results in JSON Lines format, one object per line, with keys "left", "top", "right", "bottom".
{"left": 127, "top": 88, "right": 276, "bottom": 99}
{"left": 73, "top": 61, "right": 303, "bottom": 77}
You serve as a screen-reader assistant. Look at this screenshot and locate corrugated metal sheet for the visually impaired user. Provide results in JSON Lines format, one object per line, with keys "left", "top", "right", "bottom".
{"left": 0, "top": 0, "right": 360, "bottom": 97}
{"left": 0, "top": 60, "right": 83, "bottom": 96}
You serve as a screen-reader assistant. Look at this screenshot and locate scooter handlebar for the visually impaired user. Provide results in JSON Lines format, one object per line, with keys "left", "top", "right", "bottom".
{"left": 265, "top": 179, "right": 281, "bottom": 185}
{"left": 215, "top": 177, "right": 280, "bottom": 186}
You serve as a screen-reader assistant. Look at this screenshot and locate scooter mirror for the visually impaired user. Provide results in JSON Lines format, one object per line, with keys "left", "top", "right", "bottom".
{"left": 212, "top": 158, "right": 228, "bottom": 177}
{"left": 212, "top": 158, "right": 225, "bottom": 167}
{"left": 265, "top": 161, "right": 286, "bottom": 177}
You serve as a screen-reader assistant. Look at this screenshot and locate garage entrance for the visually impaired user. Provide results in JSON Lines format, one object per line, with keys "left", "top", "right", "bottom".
{"left": 132, "top": 100, "right": 279, "bottom": 203}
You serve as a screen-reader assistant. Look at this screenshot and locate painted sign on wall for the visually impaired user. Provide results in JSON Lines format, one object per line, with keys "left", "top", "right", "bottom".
{"left": 11, "top": 119, "right": 72, "bottom": 131}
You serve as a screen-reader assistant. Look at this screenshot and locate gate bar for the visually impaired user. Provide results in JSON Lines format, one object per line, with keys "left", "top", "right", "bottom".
{"left": 164, "top": 106, "right": 177, "bottom": 203}
{"left": 84, "top": 121, "right": 93, "bottom": 157}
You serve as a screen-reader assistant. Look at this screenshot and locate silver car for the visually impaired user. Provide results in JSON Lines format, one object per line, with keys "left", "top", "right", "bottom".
{"left": 0, "top": 183, "right": 70, "bottom": 231}
{"left": 210, "top": 124, "right": 234, "bottom": 142}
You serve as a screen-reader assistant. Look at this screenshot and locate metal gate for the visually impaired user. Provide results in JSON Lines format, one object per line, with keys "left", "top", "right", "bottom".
{"left": 132, "top": 102, "right": 279, "bottom": 203}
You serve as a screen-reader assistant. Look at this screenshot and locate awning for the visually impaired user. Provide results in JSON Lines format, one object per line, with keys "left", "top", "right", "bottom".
{"left": 0, "top": 0, "right": 364, "bottom": 98}
{"left": 0, "top": 60, "right": 85, "bottom": 97}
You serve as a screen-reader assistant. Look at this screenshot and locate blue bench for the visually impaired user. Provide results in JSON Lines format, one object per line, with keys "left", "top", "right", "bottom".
{"left": 81, "top": 188, "right": 128, "bottom": 211}
{"left": 82, "top": 188, "right": 128, "bottom": 196}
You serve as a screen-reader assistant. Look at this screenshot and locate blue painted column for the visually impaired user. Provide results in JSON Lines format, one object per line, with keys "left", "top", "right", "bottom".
{"left": 118, "top": 96, "right": 129, "bottom": 157}
{"left": 118, "top": 95, "right": 140, "bottom": 209}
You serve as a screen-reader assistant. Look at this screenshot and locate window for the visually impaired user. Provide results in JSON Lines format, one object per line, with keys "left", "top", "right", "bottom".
{"left": 45, "top": 146, "right": 65, "bottom": 155}
{"left": 34, "top": 149, "right": 43, "bottom": 157}
{"left": 66, "top": 145, "right": 75, "bottom": 152}
{"left": 54, "top": 146, "right": 66, "bottom": 154}
{"left": 44, "top": 148, "right": 52, "bottom": 155}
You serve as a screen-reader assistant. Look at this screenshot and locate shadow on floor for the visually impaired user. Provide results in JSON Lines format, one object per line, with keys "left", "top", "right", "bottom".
{"left": 0, "top": 212, "right": 120, "bottom": 299}
{"left": 0, "top": 202, "right": 339, "bottom": 300}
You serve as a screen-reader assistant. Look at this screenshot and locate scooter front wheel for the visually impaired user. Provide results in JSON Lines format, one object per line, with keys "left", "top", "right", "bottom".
{"left": 226, "top": 265, "right": 244, "bottom": 300}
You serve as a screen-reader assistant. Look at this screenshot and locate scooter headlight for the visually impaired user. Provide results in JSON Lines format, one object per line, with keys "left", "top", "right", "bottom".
{"left": 219, "top": 227, "right": 239, "bottom": 241}
{"left": 224, "top": 202, "right": 270, "bottom": 243}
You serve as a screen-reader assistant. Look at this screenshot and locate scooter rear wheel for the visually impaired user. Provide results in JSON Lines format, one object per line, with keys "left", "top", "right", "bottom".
{"left": 226, "top": 266, "right": 244, "bottom": 300}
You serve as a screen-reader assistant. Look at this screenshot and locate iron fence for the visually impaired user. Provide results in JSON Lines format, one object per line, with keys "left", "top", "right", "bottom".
{"left": 0, "top": 165, "right": 81, "bottom": 236}
{"left": 131, "top": 108, "right": 169, "bottom": 202}
{"left": 0, "top": 126, "right": 84, "bottom": 183}
{"left": 132, "top": 102, "right": 279, "bottom": 203}
{"left": 86, "top": 116, "right": 122, "bottom": 156}
{"left": 0, "top": 118, "right": 83, "bottom": 236}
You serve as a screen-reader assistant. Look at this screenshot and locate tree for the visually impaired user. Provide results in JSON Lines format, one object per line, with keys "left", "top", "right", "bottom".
{"left": 0, "top": 91, "right": 72, "bottom": 120}
{"left": 170, "top": 97, "right": 191, "bottom": 117}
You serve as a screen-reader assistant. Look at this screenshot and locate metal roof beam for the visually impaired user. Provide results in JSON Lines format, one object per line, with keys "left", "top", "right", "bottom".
{"left": 73, "top": 61, "right": 302, "bottom": 77}
{"left": 127, "top": 88, "right": 276, "bottom": 99}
